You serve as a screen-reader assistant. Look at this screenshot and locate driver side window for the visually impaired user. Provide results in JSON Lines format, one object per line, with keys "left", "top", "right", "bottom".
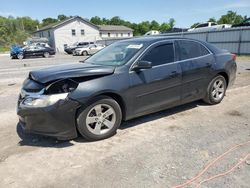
{"left": 142, "top": 43, "right": 174, "bottom": 66}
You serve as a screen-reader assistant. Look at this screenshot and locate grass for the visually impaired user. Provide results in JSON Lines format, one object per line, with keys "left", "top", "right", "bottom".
{"left": 0, "top": 46, "right": 9, "bottom": 53}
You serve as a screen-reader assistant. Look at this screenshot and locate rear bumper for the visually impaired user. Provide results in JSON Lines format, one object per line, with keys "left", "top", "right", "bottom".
{"left": 228, "top": 62, "right": 237, "bottom": 88}
{"left": 17, "top": 98, "right": 80, "bottom": 140}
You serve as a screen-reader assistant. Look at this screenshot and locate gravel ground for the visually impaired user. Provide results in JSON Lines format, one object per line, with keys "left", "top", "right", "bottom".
{"left": 0, "top": 54, "right": 249, "bottom": 188}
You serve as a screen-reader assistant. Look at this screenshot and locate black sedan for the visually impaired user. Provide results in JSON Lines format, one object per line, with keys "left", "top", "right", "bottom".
{"left": 17, "top": 36, "right": 237, "bottom": 141}
{"left": 11, "top": 46, "right": 55, "bottom": 59}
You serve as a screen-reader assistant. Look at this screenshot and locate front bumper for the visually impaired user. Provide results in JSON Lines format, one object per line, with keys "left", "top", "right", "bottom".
{"left": 17, "top": 96, "right": 80, "bottom": 140}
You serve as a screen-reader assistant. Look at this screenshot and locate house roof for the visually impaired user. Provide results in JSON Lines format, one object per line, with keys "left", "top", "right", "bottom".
{"left": 33, "top": 16, "right": 99, "bottom": 33}
{"left": 97, "top": 25, "right": 133, "bottom": 32}
{"left": 34, "top": 16, "right": 134, "bottom": 33}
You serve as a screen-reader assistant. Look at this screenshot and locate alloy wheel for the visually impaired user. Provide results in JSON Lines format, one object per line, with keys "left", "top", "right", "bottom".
{"left": 86, "top": 104, "right": 116, "bottom": 135}
{"left": 44, "top": 52, "right": 50, "bottom": 58}
{"left": 211, "top": 79, "right": 225, "bottom": 101}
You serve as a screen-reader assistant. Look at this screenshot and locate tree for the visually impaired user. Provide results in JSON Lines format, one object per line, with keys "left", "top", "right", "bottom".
{"left": 137, "top": 21, "right": 151, "bottom": 35}
{"left": 90, "top": 16, "right": 103, "bottom": 25}
{"left": 150, "top": 20, "right": 160, "bottom": 30}
{"left": 159, "top": 23, "right": 171, "bottom": 32}
{"left": 57, "top": 14, "right": 67, "bottom": 21}
{"left": 109, "top": 16, "right": 123, "bottom": 25}
{"left": 207, "top": 17, "right": 216, "bottom": 23}
{"left": 41, "top": 17, "right": 58, "bottom": 27}
{"left": 218, "top": 11, "right": 245, "bottom": 25}
{"left": 168, "top": 18, "right": 175, "bottom": 29}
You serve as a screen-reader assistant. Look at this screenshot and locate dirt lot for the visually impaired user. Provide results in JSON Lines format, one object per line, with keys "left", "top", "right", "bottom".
{"left": 0, "top": 54, "right": 250, "bottom": 188}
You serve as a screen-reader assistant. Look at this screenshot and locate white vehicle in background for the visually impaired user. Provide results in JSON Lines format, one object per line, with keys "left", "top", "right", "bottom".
{"left": 144, "top": 30, "right": 160, "bottom": 36}
{"left": 188, "top": 22, "right": 231, "bottom": 32}
{"left": 73, "top": 44, "right": 105, "bottom": 56}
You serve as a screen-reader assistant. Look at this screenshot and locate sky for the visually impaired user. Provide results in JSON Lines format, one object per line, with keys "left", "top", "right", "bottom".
{"left": 0, "top": 0, "right": 250, "bottom": 28}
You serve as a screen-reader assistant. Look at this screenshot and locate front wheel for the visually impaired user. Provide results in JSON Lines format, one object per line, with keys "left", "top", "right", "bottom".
{"left": 17, "top": 53, "right": 24, "bottom": 59}
{"left": 203, "top": 75, "right": 227, "bottom": 105}
{"left": 43, "top": 52, "right": 50, "bottom": 58}
{"left": 77, "top": 96, "right": 122, "bottom": 141}
{"left": 82, "top": 51, "right": 88, "bottom": 56}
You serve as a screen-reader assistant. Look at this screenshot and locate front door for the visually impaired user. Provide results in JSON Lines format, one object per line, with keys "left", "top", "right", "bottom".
{"left": 129, "top": 42, "right": 182, "bottom": 115}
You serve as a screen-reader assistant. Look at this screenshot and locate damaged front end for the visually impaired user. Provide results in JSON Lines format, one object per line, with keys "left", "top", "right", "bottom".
{"left": 17, "top": 78, "right": 81, "bottom": 140}
{"left": 17, "top": 63, "right": 116, "bottom": 140}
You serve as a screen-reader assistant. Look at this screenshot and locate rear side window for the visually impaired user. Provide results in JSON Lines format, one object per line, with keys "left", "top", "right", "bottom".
{"left": 142, "top": 43, "right": 174, "bottom": 66}
{"left": 177, "top": 40, "right": 210, "bottom": 60}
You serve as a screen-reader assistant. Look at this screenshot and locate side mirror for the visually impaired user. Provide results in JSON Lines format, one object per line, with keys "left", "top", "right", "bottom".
{"left": 132, "top": 60, "right": 152, "bottom": 71}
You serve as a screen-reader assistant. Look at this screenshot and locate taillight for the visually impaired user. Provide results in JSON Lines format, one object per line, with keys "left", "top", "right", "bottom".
{"left": 232, "top": 53, "right": 236, "bottom": 61}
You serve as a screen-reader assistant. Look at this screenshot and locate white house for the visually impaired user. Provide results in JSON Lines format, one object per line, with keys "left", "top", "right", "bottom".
{"left": 33, "top": 16, "right": 133, "bottom": 52}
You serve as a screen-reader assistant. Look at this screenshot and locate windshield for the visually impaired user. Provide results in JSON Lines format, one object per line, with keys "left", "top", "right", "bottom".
{"left": 85, "top": 41, "right": 144, "bottom": 66}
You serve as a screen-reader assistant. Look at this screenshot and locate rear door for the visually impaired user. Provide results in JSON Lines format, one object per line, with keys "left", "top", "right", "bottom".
{"left": 176, "top": 40, "right": 214, "bottom": 103}
{"left": 34, "top": 46, "right": 45, "bottom": 56}
{"left": 129, "top": 41, "right": 182, "bottom": 115}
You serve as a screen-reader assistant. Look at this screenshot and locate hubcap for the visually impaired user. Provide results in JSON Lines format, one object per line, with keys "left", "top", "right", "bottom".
{"left": 86, "top": 104, "right": 116, "bottom": 135}
{"left": 18, "top": 54, "right": 23, "bottom": 59}
{"left": 44, "top": 52, "right": 49, "bottom": 58}
{"left": 212, "top": 79, "right": 225, "bottom": 100}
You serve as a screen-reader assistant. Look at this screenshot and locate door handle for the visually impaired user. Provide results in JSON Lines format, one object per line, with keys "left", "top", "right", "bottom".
{"left": 170, "top": 71, "right": 178, "bottom": 78}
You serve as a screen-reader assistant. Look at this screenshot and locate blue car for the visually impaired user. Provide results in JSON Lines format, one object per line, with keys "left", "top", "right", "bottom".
{"left": 10, "top": 45, "right": 55, "bottom": 59}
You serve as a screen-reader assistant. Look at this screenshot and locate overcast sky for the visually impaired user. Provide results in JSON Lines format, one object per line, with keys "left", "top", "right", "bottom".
{"left": 0, "top": 0, "right": 249, "bottom": 28}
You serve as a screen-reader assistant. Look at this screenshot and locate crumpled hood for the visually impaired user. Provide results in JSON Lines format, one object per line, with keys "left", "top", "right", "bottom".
{"left": 29, "top": 63, "right": 115, "bottom": 84}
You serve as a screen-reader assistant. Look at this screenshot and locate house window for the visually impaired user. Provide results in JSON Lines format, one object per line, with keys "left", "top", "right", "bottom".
{"left": 81, "top": 29, "right": 85, "bottom": 36}
{"left": 128, "top": 33, "right": 130, "bottom": 37}
{"left": 48, "top": 31, "right": 50, "bottom": 37}
{"left": 72, "top": 29, "right": 76, "bottom": 36}
{"left": 108, "top": 33, "right": 111, "bottom": 37}
{"left": 116, "top": 33, "right": 118, "bottom": 37}
{"left": 100, "top": 32, "right": 102, "bottom": 37}
{"left": 121, "top": 33, "right": 123, "bottom": 37}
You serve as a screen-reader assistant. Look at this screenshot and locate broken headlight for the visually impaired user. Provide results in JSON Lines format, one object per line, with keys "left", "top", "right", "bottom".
{"left": 45, "top": 79, "right": 78, "bottom": 94}
{"left": 20, "top": 79, "right": 78, "bottom": 108}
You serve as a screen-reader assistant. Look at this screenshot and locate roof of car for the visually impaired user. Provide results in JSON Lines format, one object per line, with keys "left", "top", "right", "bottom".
{"left": 120, "top": 35, "right": 196, "bottom": 43}
{"left": 119, "top": 35, "right": 224, "bottom": 54}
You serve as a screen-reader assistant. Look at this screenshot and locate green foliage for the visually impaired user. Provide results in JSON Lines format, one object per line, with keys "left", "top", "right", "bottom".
{"left": 168, "top": 18, "right": 175, "bottom": 29}
{"left": 0, "top": 16, "right": 37, "bottom": 47}
{"left": 41, "top": 17, "right": 58, "bottom": 27}
{"left": 90, "top": 16, "right": 103, "bottom": 25}
{"left": 207, "top": 17, "right": 217, "bottom": 23}
{"left": 89, "top": 16, "right": 175, "bottom": 35}
{"left": 57, "top": 14, "right": 67, "bottom": 21}
{"left": 217, "top": 11, "right": 245, "bottom": 25}
{"left": 0, "top": 46, "right": 9, "bottom": 52}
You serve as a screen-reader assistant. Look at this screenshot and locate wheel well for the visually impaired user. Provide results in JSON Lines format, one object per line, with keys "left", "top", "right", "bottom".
{"left": 96, "top": 93, "right": 126, "bottom": 120}
{"left": 217, "top": 72, "right": 229, "bottom": 86}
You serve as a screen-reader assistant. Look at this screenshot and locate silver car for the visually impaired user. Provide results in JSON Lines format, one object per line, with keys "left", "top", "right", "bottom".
{"left": 73, "top": 44, "right": 105, "bottom": 56}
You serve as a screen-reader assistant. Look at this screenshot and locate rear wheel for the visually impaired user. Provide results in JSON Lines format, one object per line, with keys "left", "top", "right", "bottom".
{"left": 203, "top": 75, "right": 227, "bottom": 104}
{"left": 77, "top": 96, "right": 122, "bottom": 141}
{"left": 82, "top": 51, "right": 88, "bottom": 56}
{"left": 43, "top": 52, "right": 50, "bottom": 58}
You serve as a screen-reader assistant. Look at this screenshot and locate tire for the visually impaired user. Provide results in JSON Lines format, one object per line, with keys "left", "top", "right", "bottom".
{"left": 203, "top": 75, "right": 227, "bottom": 105}
{"left": 82, "top": 51, "right": 88, "bottom": 56}
{"left": 43, "top": 52, "right": 50, "bottom": 58}
{"left": 17, "top": 53, "right": 24, "bottom": 60}
{"left": 77, "top": 96, "right": 122, "bottom": 141}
